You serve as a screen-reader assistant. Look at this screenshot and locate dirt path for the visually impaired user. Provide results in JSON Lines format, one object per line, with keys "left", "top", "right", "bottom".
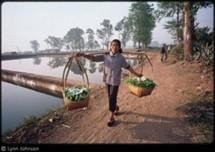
{"left": 33, "top": 52, "right": 213, "bottom": 143}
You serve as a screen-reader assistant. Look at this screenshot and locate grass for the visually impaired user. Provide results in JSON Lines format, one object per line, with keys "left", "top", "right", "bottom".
{"left": 178, "top": 91, "right": 214, "bottom": 143}
{"left": 2, "top": 106, "right": 64, "bottom": 143}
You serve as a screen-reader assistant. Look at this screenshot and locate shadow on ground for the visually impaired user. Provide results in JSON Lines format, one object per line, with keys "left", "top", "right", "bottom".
{"left": 118, "top": 111, "right": 192, "bottom": 143}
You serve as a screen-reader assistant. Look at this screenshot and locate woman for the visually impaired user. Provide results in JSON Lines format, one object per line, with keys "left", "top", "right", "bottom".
{"left": 77, "top": 39, "right": 142, "bottom": 127}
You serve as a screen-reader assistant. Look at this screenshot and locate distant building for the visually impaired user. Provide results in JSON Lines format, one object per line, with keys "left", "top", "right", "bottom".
{"left": 3, "top": 51, "right": 17, "bottom": 55}
{"left": 40, "top": 49, "right": 60, "bottom": 53}
{"left": 23, "top": 51, "right": 33, "bottom": 54}
{"left": 44, "top": 49, "right": 60, "bottom": 53}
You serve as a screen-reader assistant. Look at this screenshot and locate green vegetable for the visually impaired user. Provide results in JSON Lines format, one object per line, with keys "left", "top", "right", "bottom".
{"left": 126, "top": 77, "right": 156, "bottom": 89}
{"left": 64, "top": 87, "right": 89, "bottom": 102}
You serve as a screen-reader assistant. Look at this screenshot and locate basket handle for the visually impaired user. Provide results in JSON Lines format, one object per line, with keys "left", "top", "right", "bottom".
{"left": 62, "top": 53, "right": 74, "bottom": 92}
{"left": 75, "top": 57, "right": 89, "bottom": 89}
{"left": 62, "top": 53, "right": 89, "bottom": 92}
{"left": 138, "top": 52, "right": 153, "bottom": 74}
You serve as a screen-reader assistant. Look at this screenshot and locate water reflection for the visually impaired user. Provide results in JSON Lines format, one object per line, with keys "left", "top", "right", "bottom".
{"left": 45, "top": 56, "right": 141, "bottom": 75}
{"left": 47, "top": 56, "right": 67, "bottom": 69}
{"left": 32, "top": 56, "right": 41, "bottom": 65}
{"left": 46, "top": 56, "right": 87, "bottom": 75}
{"left": 127, "top": 58, "right": 144, "bottom": 66}
{"left": 98, "top": 63, "right": 104, "bottom": 73}
{"left": 2, "top": 55, "right": 141, "bottom": 84}
{"left": 43, "top": 54, "right": 142, "bottom": 76}
{"left": 69, "top": 57, "right": 86, "bottom": 75}
{"left": 127, "top": 60, "right": 132, "bottom": 66}
{"left": 89, "top": 61, "right": 96, "bottom": 74}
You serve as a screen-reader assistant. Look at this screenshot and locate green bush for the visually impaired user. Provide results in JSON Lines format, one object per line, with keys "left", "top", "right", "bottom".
{"left": 170, "top": 43, "right": 184, "bottom": 60}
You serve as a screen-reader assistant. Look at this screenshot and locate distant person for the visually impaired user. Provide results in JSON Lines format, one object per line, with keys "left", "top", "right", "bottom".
{"left": 161, "top": 43, "right": 168, "bottom": 62}
{"left": 77, "top": 39, "right": 142, "bottom": 127}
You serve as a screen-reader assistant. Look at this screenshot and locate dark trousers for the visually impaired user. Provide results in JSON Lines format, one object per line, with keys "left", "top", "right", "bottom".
{"left": 161, "top": 52, "right": 167, "bottom": 61}
{"left": 106, "top": 84, "right": 119, "bottom": 113}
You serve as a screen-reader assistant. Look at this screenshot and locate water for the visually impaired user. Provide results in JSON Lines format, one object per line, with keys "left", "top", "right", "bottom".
{"left": 1, "top": 55, "right": 139, "bottom": 134}
{"left": 2, "top": 56, "right": 104, "bottom": 84}
{"left": 1, "top": 81, "right": 63, "bottom": 134}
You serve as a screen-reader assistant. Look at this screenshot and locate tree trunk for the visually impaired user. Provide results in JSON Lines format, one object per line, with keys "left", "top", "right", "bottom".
{"left": 183, "top": 2, "right": 193, "bottom": 61}
{"left": 143, "top": 43, "right": 146, "bottom": 49}
{"left": 182, "top": 7, "right": 185, "bottom": 41}
{"left": 190, "top": 2, "right": 196, "bottom": 54}
{"left": 176, "top": 2, "right": 180, "bottom": 45}
{"left": 107, "top": 42, "right": 109, "bottom": 50}
{"left": 138, "top": 41, "right": 140, "bottom": 49}
{"left": 133, "top": 41, "right": 136, "bottom": 48}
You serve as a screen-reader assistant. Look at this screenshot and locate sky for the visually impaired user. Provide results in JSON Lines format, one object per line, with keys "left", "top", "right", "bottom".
{"left": 1, "top": 2, "right": 214, "bottom": 52}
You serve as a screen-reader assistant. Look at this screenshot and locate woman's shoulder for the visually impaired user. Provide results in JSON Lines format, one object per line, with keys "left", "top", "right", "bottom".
{"left": 118, "top": 53, "right": 125, "bottom": 59}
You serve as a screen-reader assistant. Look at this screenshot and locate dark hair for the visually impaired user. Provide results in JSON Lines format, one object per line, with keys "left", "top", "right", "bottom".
{"left": 111, "top": 39, "right": 123, "bottom": 53}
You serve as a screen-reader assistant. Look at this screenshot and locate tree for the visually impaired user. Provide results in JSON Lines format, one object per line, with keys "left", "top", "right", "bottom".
{"left": 115, "top": 18, "right": 124, "bottom": 39}
{"left": 89, "top": 61, "right": 96, "bottom": 74}
{"left": 98, "top": 63, "right": 104, "bottom": 73}
{"left": 183, "top": 1, "right": 192, "bottom": 61}
{"left": 164, "top": 19, "right": 183, "bottom": 42}
{"left": 48, "top": 56, "right": 67, "bottom": 69}
{"left": 190, "top": 2, "right": 213, "bottom": 54}
{"left": 86, "top": 28, "right": 95, "bottom": 50}
{"left": 96, "top": 29, "right": 105, "bottom": 49}
{"left": 182, "top": 1, "right": 213, "bottom": 61}
{"left": 77, "top": 37, "right": 85, "bottom": 51}
{"left": 44, "top": 36, "right": 63, "bottom": 50}
{"left": 195, "top": 27, "right": 213, "bottom": 48}
{"left": 64, "top": 27, "right": 85, "bottom": 51}
{"left": 156, "top": 1, "right": 213, "bottom": 61}
{"left": 96, "top": 19, "right": 113, "bottom": 50}
{"left": 69, "top": 58, "right": 86, "bottom": 75}
{"left": 121, "top": 17, "right": 133, "bottom": 47}
{"left": 94, "top": 40, "right": 100, "bottom": 49}
{"left": 30, "top": 40, "right": 40, "bottom": 52}
{"left": 129, "top": 2, "right": 155, "bottom": 48}
{"left": 155, "top": 2, "right": 184, "bottom": 44}
{"left": 33, "top": 57, "right": 41, "bottom": 65}
{"left": 115, "top": 17, "right": 132, "bottom": 47}
{"left": 195, "top": 28, "right": 214, "bottom": 65}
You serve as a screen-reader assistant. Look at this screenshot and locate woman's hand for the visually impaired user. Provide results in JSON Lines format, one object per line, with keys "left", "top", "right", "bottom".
{"left": 76, "top": 53, "right": 95, "bottom": 61}
{"left": 76, "top": 52, "right": 84, "bottom": 57}
{"left": 128, "top": 67, "right": 143, "bottom": 77}
{"left": 136, "top": 73, "right": 143, "bottom": 77}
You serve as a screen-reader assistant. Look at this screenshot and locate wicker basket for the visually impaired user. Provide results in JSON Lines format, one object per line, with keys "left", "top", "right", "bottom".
{"left": 62, "top": 53, "right": 89, "bottom": 110}
{"left": 62, "top": 92, "right": 89, "bottom": 110}
{"left": 127, "top": 84, "right": 154, "bottom": 97}
{"left": 127, "top": 52, "right": 154, "bottom": 97}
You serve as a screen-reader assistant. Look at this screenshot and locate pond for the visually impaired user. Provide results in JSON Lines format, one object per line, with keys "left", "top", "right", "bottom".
{"left": 2, "top": 56, "right": 104, "bottom": 84}
{"left": 1, "top": 55, "right": 140, "bottom": 134}
{"left": 1, "top": 81, "right": 62, "bottom": 134}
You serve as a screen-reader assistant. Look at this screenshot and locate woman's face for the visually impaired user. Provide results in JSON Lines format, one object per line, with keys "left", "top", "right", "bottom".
{"left": 111, "top": 41, "right": 120, "bottom": 54}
